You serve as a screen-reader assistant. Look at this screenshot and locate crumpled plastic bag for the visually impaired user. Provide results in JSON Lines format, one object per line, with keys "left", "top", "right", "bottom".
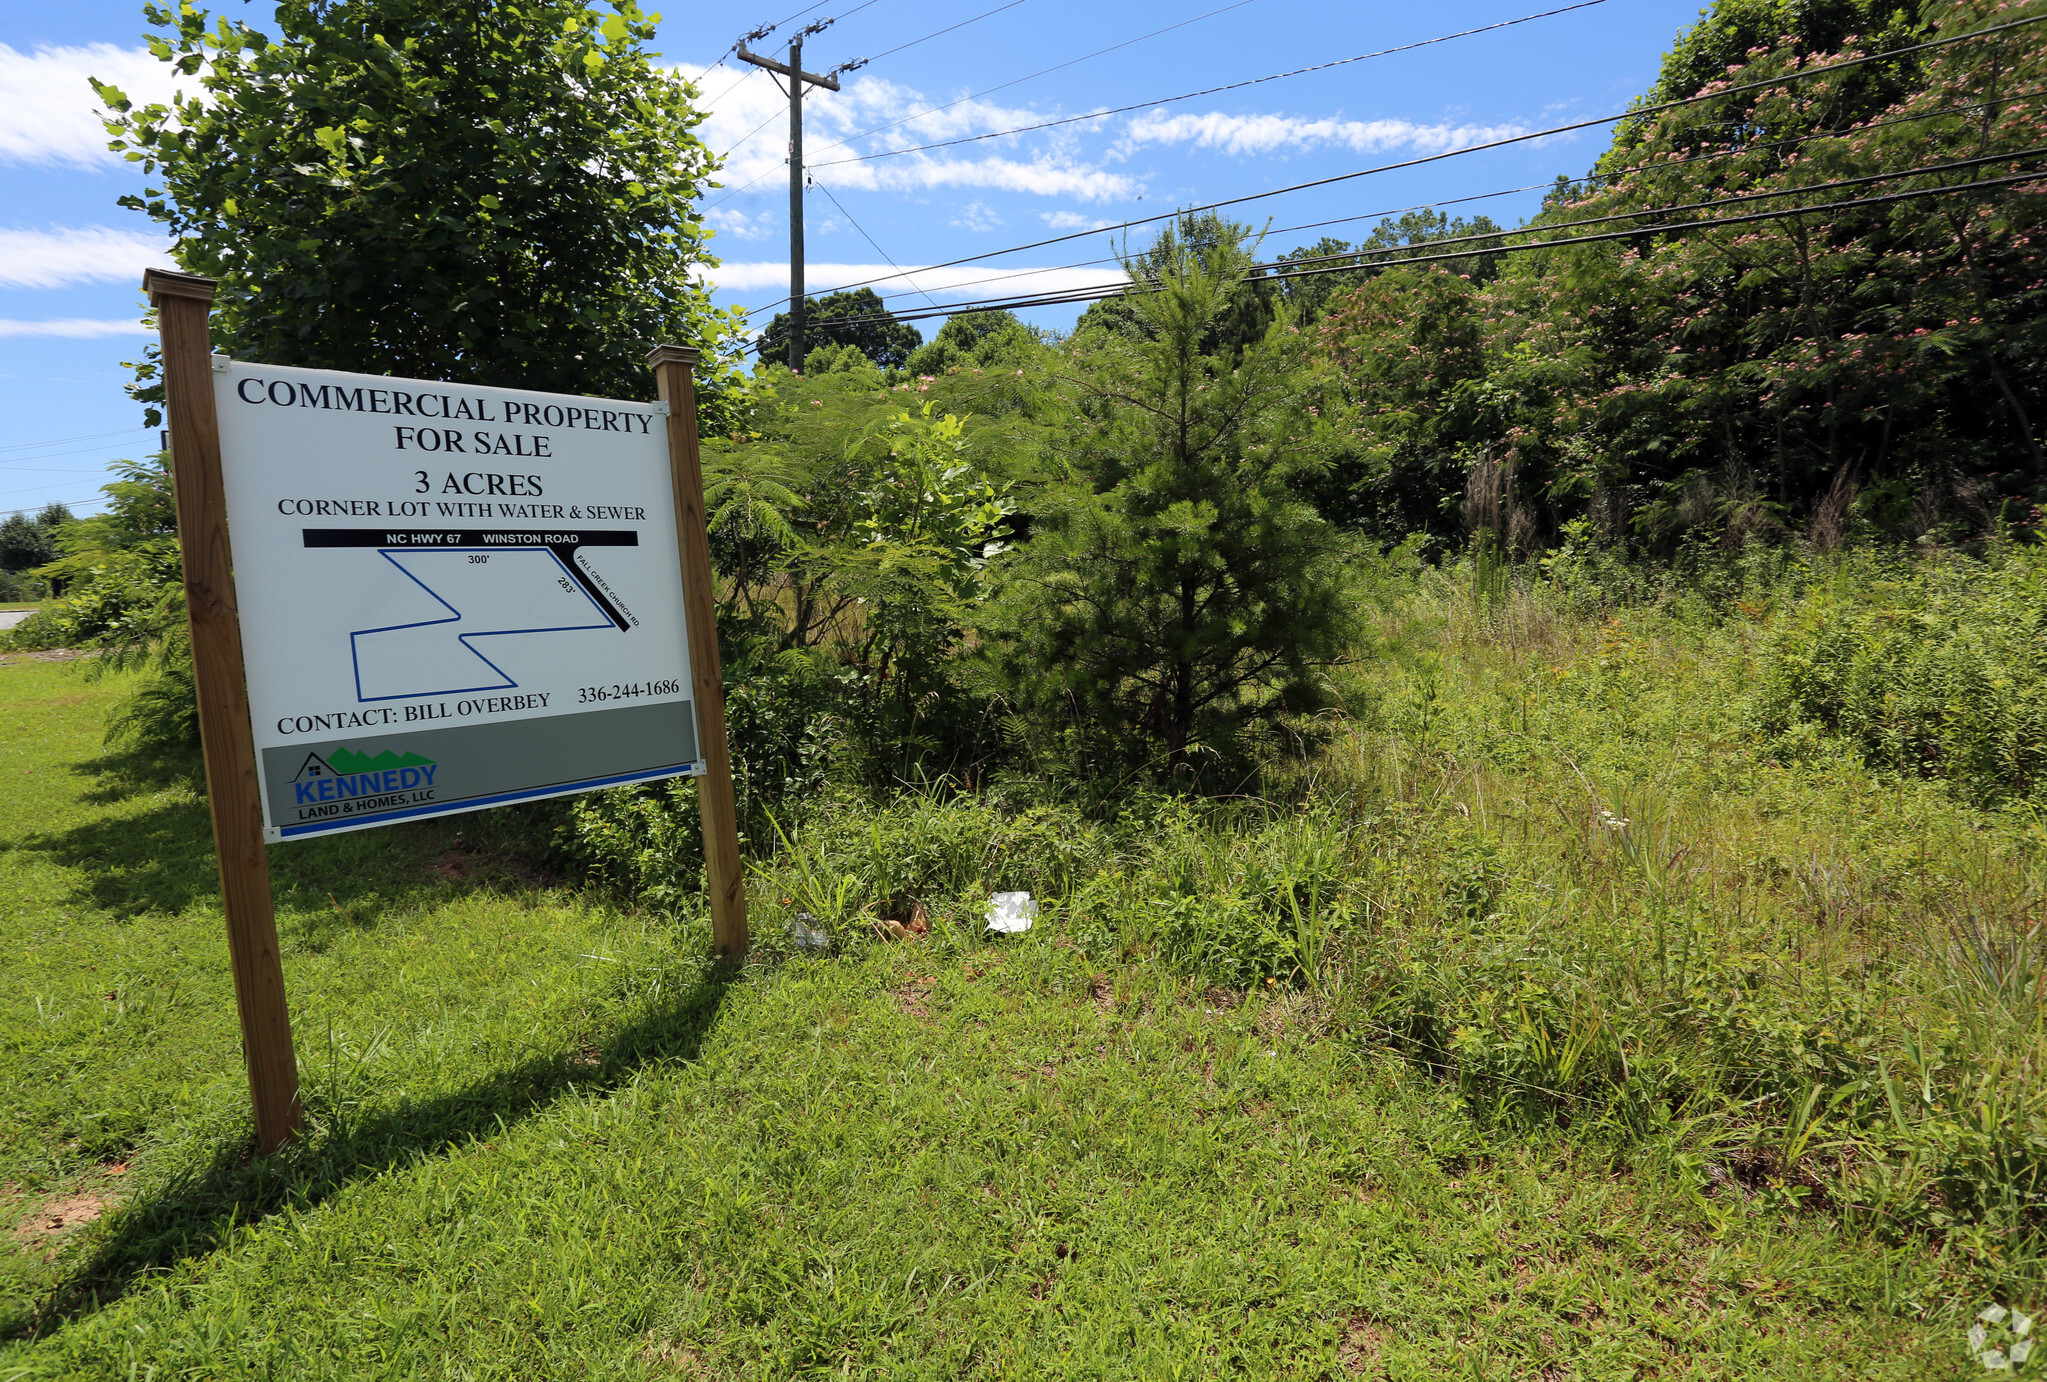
{"left": 787, "top": 913, "right": 832, "bottom": 950}
{"left": 985, "top": 891, "right": 1035, "bottom": 934}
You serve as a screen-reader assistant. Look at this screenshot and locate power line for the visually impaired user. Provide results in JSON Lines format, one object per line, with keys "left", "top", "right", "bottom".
{"left": 801, "top": 0, "right": 1261, "bottom": 165}
{"left": 758, "top": 84, "right": 2047, "bottom": 317}
{"left": 748, "top": 163, "right": 2044, "bottom": 337}
{"left": 715, "top": 0, "right": 981, "bottom": 160}
{"left": 830, "top": 0, "right": 1033, "bottom": 78}
{"left": 1256, "top": 144, "right": 2047, "bottom": 275}
{"left": 812, "top": 180, "right": 941, "bottom": 308}
{"left": 743, "top": 10, "right": 2047, "bottom": 313}
{"left": 815, "top": 0, "right": 1609, "bottom": 168}
{"left": 709, "top": 0, "right": 1258, "bottom": 207}
{"left": 717, "top": 109, "right": 785, "bottom": 160}
{"left": 0, "top": 427, "right": 147, "bottom": 455}
{"left": 2, "top": 498, "right": 104, "bottom": 517}
{"left": 0, "top": 476, "right": 126, "bottom": 502}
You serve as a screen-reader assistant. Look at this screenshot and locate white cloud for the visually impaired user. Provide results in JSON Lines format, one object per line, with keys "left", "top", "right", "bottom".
{"left": 0, "top": 226, "right": 170, "bottom": 289}
{"left": 0, "top": 43, "right": 191, "bottom": 168}
{"left": 1041, "top": 211, "right": 1107, "bottom": 232}
{"left": 706, "top": 260, "right": 1128, "bottom": 312}
{"left": 686, "top": 64, "right": 1134, "bottom": 203}
{"left": 854, "top": 156, "right": 1131, "bottom": 201}
{"left": 707, "top": 206, "right": 775, "bottom": 242}
{"left": 1122, "top": 110, "right": 1532, "bottom": 158}
{"left": 950, "top": 202, "right": 1003, "bottom": 232}
{"left": 0, "top": 317, "right": 151, "bottom": 339}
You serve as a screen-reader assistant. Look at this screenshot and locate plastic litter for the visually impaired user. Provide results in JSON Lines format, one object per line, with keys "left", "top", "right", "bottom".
{"left": 985, "top": 891, "right": 1036, "bottom": 935}
{"left": 787, "top": 913, "right": 832, "bottom": 950}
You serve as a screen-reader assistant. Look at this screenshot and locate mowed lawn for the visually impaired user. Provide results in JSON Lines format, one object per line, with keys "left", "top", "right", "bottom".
{"left": 0, "top": 656, "right": 1973, "bottom": 1379}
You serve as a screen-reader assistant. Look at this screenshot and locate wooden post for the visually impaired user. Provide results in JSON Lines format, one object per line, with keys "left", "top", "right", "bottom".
{"left": 145, "top": 268, "right": 303, "bottom": 1153}
{"left": 647, "top": 345, "right": 748, "bottom": 963}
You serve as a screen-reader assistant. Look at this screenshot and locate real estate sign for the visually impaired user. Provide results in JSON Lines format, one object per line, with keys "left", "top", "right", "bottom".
{"left": 213, "top": 360, "right": 701, "bottom": 840}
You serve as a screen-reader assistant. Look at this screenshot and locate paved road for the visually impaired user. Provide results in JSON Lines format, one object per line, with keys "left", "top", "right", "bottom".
{"left": 0, "top": 610, "right": 36, "bottom": 631}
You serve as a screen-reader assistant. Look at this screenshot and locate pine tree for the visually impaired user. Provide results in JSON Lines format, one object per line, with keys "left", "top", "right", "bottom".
{"left": 986, "top": 235, "right": 1355, "bottom": 781}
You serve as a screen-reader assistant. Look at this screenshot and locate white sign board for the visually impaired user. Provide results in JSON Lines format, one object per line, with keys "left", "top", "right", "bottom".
{"left": 213, "top": 360, "right": 700, "bottom": 841}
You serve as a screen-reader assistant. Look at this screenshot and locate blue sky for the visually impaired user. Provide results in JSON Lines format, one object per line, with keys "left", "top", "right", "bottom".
{"left": 1, "top": 0, "right": 1704, "bottom": 517}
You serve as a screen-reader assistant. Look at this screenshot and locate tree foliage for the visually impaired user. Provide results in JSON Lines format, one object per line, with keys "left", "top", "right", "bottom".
{"left": 1279, "top": 210, "right": 1506, "bottom": 325}
{"left": 96, "top": 0, "right": 740, "bottom": 411}
{"left": 1314, "top": 0, "right": 2047, "bottom": 552}
{"left": 1076, "top": 212, "right": 1280, "bottom": 360}
{"left": 986, "top": 235, "right": 1356, "bottom": 782}
{"left": 903, "top": 310, "right": 1042, "bottom": 376}
{"left": 0, "top": 505, "right": 74, "bottom": 576}
{"left": 759, "top": 288, "right": 923, "bottom": 371}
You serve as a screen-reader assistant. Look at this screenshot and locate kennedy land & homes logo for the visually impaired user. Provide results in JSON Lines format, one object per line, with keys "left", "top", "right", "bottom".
{"left": 291, "top": 745, "right": 439, "bottom": 813}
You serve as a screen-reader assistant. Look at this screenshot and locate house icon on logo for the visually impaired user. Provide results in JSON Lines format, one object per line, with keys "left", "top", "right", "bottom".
{"left": 292, "top": 751, "right": 335, "bottom": 782}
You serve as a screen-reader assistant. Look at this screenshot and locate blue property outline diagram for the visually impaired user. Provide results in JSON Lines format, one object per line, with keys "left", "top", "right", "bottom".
{"left": 350, "top": 546, "right": 617, "bottom": 702}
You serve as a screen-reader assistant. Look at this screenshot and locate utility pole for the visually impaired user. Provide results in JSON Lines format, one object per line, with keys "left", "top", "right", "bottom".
{"left": 738, "top": 25, "right": 842, "bottom": 371}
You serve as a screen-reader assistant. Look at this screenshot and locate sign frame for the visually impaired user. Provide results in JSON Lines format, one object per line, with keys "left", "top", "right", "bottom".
{"left": 144, "top": 268, "right": 748, "bottom": 1153}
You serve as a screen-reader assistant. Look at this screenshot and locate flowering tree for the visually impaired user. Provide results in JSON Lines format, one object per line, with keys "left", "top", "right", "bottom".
{"left": 1317, "top": 0, "right": 2047, "bottom": 551}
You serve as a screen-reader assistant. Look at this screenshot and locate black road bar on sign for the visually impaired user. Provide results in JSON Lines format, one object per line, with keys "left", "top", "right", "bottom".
{"left": 301, "top": 527, "right": 639, "bottom": 631}
{"left": 302, "top": 529, "right": 639, "bottom": 548}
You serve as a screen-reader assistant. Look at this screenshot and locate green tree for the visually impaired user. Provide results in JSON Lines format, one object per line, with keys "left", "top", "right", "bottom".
{"left": 759, "top": 288, "right": 923, "bottom": 370}
{"left": 0, "top": 457, "right": 197, "bottom": 747}
{"left": 96, "top": 0, "right": 740, "bottom": 412}
{"left": 1280, "top": 212, "right": 1504, "bottom": 325}
{"left": 987, "top": 236, "right": 1355, "bottom": 781}
{"left": 1304, "top": 0, "right": 2047, "bottom": 552}
{"left": 0, "top": 504, "right": 74, "bottom": 575}
{"left": 903, "top": 310, "right": 1041, "bottom": 376}
{"left": 1076, "top": 212, "right": 1279, "bottom": 360}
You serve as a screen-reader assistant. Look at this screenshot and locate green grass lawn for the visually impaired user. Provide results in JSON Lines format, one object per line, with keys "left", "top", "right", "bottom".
{"left": 0, "top": 656, "right": 1993, "bottom": 1379}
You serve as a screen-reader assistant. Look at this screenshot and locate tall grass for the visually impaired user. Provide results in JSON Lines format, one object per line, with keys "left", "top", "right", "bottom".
{"left": 564, "top": 545, "right": 2047, "bottom": 1298}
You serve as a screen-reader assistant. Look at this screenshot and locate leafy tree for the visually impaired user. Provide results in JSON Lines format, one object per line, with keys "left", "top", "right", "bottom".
{"left": 759, "top": 287, "right": 923, "bottom": 370}
{"left": 986, "top": 235, "right": 1355, "bottom": 781}
{"left": 691, "top": 363, "right": 1031, "bottom": 797}
{"left": 0, "top": 457, "right": 198, "bottom": 746}
{"left": 78, "top": 0, "right": 743, "bottom": 752}
{"left": 1280, "top": 212, "right": 1505, "bottom": 325}
{"left": 1315, "top": 267, "right": 1499, "bottom": 545}
{"left": 0, "top": 504, "right": 73, "bottom": 574}
{"left": 904, "top": 310, "right": 1041, "bottom": 376}
{"left": 96, "top": 0, "right": 740, "bottom": 413}
{"left": 1310, "top": 0, "right": 2047, "bottom": 552}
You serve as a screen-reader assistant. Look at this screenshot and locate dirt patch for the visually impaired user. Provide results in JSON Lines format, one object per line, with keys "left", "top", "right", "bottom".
{"left": 14, "top": 1191, "right": 110, "bottom": 1255}
{"left": 422, "top": 846, "right": 556, "bottom": 890}
{"left": 1088, "top": 974, "right": 1116, "bottom": 1012}
{"left": 1337, "top": 1313, "right": 1387, "bottom": 1373}
{"left": 639, "top": 1336, "right": 725, "bottom": 1376}
{"left": 0, "top": 648, "right": 92, "bottom": 666}
{"left": 427, "top": 849, "right": 475, "bottom": 881}
{"left": 893, "top": 974, "right": 937, "bottom": 1019}
{"left": 1255, "top": 988, "right": 1329, "bottom": 1041}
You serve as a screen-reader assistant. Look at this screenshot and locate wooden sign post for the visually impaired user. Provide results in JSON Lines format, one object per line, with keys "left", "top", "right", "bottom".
{"left": 145, "top": 268, "right": 304, "bottom": 1154}
{"left": 647, "top": 345, "right": 748, "bottom": 964}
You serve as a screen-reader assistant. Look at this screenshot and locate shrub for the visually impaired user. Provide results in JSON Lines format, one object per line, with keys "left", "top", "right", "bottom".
{"left": 1752, "top": 547, "right": 2047, "bottom": 804}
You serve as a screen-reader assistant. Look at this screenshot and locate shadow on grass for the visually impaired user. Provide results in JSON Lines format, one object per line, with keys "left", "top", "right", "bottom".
{"left": 29, "top": 746, "right": 576, "bottom": 922}
{"left": 7, "top": 966, "right": 731, "bottom": 1341}
{"left": 68, "top": 743, "right": 207, "bottom": 808}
